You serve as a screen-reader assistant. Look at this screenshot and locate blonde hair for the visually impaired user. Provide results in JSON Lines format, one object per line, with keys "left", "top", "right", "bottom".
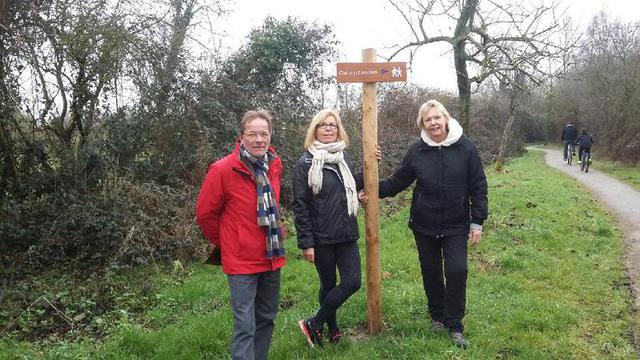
{"left": 416, "top": 100, "right": 450, "bottom": 130}
{"left": 303, "top": 109, "right": 350, "bottom": 149}
{"left": 240, "top": 109, "right": 273, "bottom": 135}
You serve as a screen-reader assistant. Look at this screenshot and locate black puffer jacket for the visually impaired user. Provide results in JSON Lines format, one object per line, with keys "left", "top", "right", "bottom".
{"left": 293, "top": 151, "right": 362, "bottom": 249}
{"left": 561, "top": 124, "right": 578, "bottom": 141}
{"left": 379, "top": 136, "right": 488, "bottom": 236}
{"left": 576, "top": 134, "right": 593, "bottom": 148}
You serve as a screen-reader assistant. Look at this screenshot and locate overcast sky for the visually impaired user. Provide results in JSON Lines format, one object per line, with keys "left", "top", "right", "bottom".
{"left": 217, "top": 0, "right": 640, "bottom": 90}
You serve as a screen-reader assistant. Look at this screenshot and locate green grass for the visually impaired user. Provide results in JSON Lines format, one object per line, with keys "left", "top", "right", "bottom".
{"left": 1, "top": 151, "right": 637, "bottom": 359}
{"left": 593, "top": 159, "right": 640, "bottom": 191}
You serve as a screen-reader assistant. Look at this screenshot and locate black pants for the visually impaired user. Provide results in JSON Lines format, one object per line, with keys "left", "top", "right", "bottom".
{"left": 413, "top": 231, "right": 468, "bottom": 333}
{"left": 563, "top": 140, "right": 575, "bottom": 159}
{"left": 313, "top": 241, "right": 362, "bottom": 331}
{"left": 578, "top": 146, "right": 591, "bottom": 159}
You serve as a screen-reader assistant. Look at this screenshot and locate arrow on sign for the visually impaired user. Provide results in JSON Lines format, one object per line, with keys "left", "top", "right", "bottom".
{"left": 380, "top": 69, "right": 389, "bottom": 75}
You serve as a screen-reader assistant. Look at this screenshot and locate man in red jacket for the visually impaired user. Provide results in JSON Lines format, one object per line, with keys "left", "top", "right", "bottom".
{"left": 196, "top": 109, "right": 286, "bottom": 360}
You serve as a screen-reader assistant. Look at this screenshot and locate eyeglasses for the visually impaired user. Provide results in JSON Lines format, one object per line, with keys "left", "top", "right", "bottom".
{"left": 243, "top": 132, "right": 270, "bottom": 140}
{"left": 317, "top": 123, "right": 338, "bottom": 130}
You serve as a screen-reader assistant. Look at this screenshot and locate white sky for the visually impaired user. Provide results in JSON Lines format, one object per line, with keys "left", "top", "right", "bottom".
{"left": 217, "top": 0, "right": 640, "bottom": 91}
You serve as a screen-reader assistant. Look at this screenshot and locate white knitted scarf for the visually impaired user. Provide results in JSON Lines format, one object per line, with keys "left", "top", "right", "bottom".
{"left": 420, "top": 117, "right": 464, "bottom": 147}
{"left": 307, "top": 141, "right": 359, "bottom": 216}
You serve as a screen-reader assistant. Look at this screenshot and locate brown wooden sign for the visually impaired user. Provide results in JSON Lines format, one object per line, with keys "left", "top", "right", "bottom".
{"left": 337, "top": 62, "right": 407, "bottom": 83}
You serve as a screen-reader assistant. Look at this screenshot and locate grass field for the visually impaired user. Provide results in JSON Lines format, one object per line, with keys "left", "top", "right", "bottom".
{"left": 1, "top": 151, "right": 637, "bottom": 359}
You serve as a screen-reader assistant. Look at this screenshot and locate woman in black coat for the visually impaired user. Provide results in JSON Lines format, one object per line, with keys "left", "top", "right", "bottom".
{"left": 293, "top": 109, "right": 362, "bottom": 348}
{"left": 377, "top": 99, "right": 488, "bottom": 348}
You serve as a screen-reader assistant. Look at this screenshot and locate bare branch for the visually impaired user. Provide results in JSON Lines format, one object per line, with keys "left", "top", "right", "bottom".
{"left": 388, "top": 0, "right": 577, "bottom": 129}
{"left": 386, "top": 36, "right": 452, "bottom": 60}
{"left": 388, "top": 0, "right": 420, "bottom": 42}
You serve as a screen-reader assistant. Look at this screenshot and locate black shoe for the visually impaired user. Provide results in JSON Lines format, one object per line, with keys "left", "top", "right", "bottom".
{"left": 431, "top": 320, "right": 446, "bottom": 332}
{"left": 449, "top": 331, "right": 468, "bottom": 349}
{"left": 328, "top": 329, "right": 342, "bottom": 344}
{"left": 298, "top": 318, "right": 323, "bottom": 348}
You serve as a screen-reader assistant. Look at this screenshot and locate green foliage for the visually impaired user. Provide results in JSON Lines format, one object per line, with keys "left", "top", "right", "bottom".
{"left": 0, "top": 176, "right": 204, "bottom": 279}
{"left": 0, "top": 8, "right": 340, "bottom": 277}
{"left": 220, "top": 16, "right": 337, "bottom": 103}
{"left": 0, "top": 265, "right": 209, "bottom": 349}
{"left": 214, "top": 16, "right": 339, "bottom": 204}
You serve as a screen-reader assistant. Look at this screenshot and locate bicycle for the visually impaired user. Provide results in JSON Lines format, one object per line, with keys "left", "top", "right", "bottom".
{"left": 566, "top": 142, "right": 574, "bottom": 166}
{"left": 580, "top": 149, "right": 591, "bottom": 173}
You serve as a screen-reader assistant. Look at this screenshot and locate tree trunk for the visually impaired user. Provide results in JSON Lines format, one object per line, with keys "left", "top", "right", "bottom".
{"left": 154, "top": 0, "right": 197, "bottom": 120}
{"left": 454, "top": 44, "right": 471, "bottom": 131}
{"left": 69, "top": 55, "right": 88, "bottom": 149}
{"left": 495, "top": 95, "right": 517, "bottom": 171}
{"left": 452, "top": 0, "right": 479, "bottom": 132}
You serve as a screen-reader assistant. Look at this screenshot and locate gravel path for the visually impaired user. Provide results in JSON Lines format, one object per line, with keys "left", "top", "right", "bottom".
{"left": 531, "top": 146, "right": 640, "bottom": 351}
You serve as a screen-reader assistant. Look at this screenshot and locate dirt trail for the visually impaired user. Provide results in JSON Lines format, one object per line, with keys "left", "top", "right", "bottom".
{"left": 531, "top": 146, "right": 640, "bottom": 352}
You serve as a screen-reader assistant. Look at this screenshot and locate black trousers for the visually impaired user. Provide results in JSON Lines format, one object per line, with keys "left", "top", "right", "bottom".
{"left": 563, "top": 140, "right": 575, "bottom": 159}
{"left": 313, "top": 241, "right": 362, "bottom": 331}
{"left": 413, "top": 231, "right": 468, "bottom": 333}
{"left": 578, "top": 146, "right": 591, "bottom": 159}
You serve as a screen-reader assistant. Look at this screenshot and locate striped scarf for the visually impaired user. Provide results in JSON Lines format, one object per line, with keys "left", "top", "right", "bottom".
{"left": 239, "top": 145, "right": 285, "bottom": 259}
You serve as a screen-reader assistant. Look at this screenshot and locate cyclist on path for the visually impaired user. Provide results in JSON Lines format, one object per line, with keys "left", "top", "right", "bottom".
{"left": 561, "top": 121, "right": 578, "bottom": 161}
{"left": 576, "top": 129, "right": 594, "bottom": 164}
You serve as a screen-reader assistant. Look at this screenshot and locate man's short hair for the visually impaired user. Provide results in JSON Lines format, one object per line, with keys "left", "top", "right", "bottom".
{"left": 240, "top": 110, "right": 273, "bottom": 134}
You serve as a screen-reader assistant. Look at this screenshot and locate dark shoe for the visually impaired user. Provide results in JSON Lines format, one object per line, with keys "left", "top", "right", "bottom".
{"left": 449, "top": 331, "right": 468, "bottom": 349}
{"left": 431, "top": 320, "right": 446, "bottom": 332}
{"left": 298, "top": 318, "right": 323, "bottom": 348}
{"left": 328, "top": 329, "right": 342, "bottom": 344}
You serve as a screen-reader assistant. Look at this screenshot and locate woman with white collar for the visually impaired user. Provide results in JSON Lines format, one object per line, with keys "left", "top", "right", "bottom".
{"left": 376, "top": 99, "right": 488, "bottom": 348}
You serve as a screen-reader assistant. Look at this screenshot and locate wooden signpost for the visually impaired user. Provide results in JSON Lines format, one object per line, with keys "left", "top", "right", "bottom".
{"left": 337, "top": 49, "right": 407, "bottom": 335}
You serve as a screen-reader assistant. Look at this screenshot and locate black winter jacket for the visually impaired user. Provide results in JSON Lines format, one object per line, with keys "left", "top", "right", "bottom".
{"left": 379, "top": 136, "right": 488, "bottom": 236}
{"left": 293, "top": 151, "right": 362, "bottom": 250}
{"left": 561, "top": 125, "right": 578, "bottom": 142}
{"left": 576, "top": 134, "right": 593, "bottom": 148}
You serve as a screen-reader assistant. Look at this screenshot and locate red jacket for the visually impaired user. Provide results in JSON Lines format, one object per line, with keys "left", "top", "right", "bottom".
{"left": 196, "top": 143, "right": 286, "bottom": 275}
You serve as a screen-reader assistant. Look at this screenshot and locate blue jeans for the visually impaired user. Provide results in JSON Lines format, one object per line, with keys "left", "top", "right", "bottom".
{"left": 227, "top": 269, "right": 281, "bottom": 360}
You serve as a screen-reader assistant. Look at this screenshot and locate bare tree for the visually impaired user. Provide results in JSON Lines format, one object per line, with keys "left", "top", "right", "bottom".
{"left": 548, "top": 12, "right": 640, "bottom": 163}
{"left": 16, "top": 0, "right": 133, "bottom": 149}
{"left": 151, "top": 0, "right": 200, "bottom": 119}
{"left": 494, "top": 70, "right": 526, "bottom": 170}
{"left": 387, "top": 0, "right": 576, "bottom": 131}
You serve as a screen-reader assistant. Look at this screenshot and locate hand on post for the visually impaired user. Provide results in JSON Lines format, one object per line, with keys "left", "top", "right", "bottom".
{"left": 358, "top": 191, "right": 369, "bottom": 205}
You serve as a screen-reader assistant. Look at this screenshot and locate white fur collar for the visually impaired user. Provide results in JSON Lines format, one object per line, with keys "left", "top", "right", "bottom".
{"left": 420, "top": 117, "right": 464, "bottom": 147}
